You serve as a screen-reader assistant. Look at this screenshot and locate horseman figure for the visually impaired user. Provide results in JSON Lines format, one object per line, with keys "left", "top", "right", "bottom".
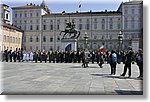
{"left": 60, "top": 21, "right": 80, "bottom": 39}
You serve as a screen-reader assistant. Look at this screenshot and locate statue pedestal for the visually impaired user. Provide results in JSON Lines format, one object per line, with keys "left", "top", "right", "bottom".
{"left": 61, "top": 38, "right": 77, "bottom": 51}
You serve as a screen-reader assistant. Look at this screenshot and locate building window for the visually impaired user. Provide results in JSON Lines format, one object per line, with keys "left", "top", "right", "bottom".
{"left": 30, "top": 36, "right": 33, "bottom": 42}
{"left": 86, "top": 23, "right": 90, "bottom": 30}
{"left": 7, "top": 36, "right": 9, "bottom": 42}
{"left": 18, "top": 38, "right": 20, "bottom": 44}
{"left": 125, "top": 9, "right": 128, "bottom": 14}
{"left": 25, "top": 13, "right": 27, "bottom": 17}
{"left": 30, "top": 25, "right": 33, "bottom": 30}
{"left": 117, "top": 23, "right": 121, "bottom": 29}
{"left": 94, "top": 36, "right": 97, "bottom": 39}
{"left": 110, "top": 35, "right": 112, "bottom": 39}
{"left": 43, "top": 25, "right": 46, "bottom": 30}
{"left": 102, "top": 19, "right": 105, "bottom": 30}
{"left": 24, "top": 25, "right": 26, "bottom": 30}
{"left": 57, "top": 25, "right": 59, "bottom": 30}
{"left": 109, "top": 24, "right": 113, "bottom": 29}
{"left": 20, "top": 13, "right": 22, "bottom": 17}
{"left": 6, "top": 13, "right": 8, "bottom": 19}
{"left": 3, "top": 35, "right": 6, "bottom": 42}
{"left": 36, "top": 12, "right": 39, "bottom": 17}
{"left": 94, "top": 23, "right": 97, "bottom": 29}
{"left": 57, "top": 20, "right": 60, "bottom": 23}
{"left": 131, "top": 17, "right": 134, "bottom": 29}
{"left": 36, "top": 25, "right": 39, "bottom": 30}
{"left": 94, "top": 18, "right": 97, "bottom": 22}
{"left": 132, "top": 9, "right": 135, "bottom": 14}
{"left": 64, "top": 19, "right": 67, "bottom": 23}
{"left": 36, "top": 20, "right": 39, "bottom": 23}
{"left": 13, "top": 37, "right": 15, "bottom": 43}
{"left": 109, "top": 18, "right": 113, "bottom": 29}
{"left": 50, "top": 25, "right": 53, "bottom": 30}
{"left": 79, "top": 24, "right": 82, "bottom": 30}
{"left": 30, "top": 13, "right": 32, "bottom": 17}
{"left": 36, "top": 36, "right": 39, "bottom": 42}
{"left": 50, "top": 37, "right": 53, "bottom": 42}
{"left": 10, "top": 37, "right": 12, "bottom": 43}
{"left": 43, "top": 36, "right": 46, "bottom": 42}
{"left": 15, "top": 13, "right": 17, "bottom": 18}
{"left": 102, "top": 35, "right": 104, "bottom": 39}
{"left": 36, "top": 46, "right": 38, "bottom": 50}
{"left": 124, "top": 17, "right": 128, "bottom": 29}
{"left": 30, "top": 20, "right": 32, "bottom": 23}
{"left": 16, "top": 37, "right": 18, "bottom": 43}
{"left": 117, "top": 18, "right": 121, "bottom": 30}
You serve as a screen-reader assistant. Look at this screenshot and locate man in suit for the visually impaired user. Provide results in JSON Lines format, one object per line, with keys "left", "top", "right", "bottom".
{"left": 120, "top": 46, "right": 133, "bottom": 78}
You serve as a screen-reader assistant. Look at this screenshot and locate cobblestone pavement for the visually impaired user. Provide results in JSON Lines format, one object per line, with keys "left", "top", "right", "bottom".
{"left": 0, "top": 62, "right": 143, "bottom": 95}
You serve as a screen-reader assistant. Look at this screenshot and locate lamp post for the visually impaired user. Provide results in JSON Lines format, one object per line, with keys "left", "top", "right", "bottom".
{"left": 84, "top": 32, "right": 89, "bottom": 50}
{"left": 118, "top": 31, "right": 123, "bottom": 51}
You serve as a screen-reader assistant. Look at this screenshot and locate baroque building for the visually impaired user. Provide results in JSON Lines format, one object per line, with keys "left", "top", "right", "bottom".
{"left": 0, "top": 4, "right": 23, "bottom": 51}
{"left": 12, "top": 0, "right": 143, "bottom": 51}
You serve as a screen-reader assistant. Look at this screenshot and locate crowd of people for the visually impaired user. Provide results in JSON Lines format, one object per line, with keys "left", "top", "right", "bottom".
{"left": 1, "top": 47, "right": 143, "bottom": 78}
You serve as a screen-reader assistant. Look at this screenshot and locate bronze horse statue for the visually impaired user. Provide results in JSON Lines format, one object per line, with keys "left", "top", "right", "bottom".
{"left": 60, "top": 22, "right": 80, "bottom": 39}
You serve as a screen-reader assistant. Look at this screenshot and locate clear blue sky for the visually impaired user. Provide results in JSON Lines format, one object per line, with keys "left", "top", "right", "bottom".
{"left": 1, "top": 0, "right": 129, "bottom": 23}
{"left": 2, "top": 0, "right": 130, "bottom": 12}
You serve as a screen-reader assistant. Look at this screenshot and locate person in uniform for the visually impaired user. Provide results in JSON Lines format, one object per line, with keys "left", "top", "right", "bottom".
{"left": 120, "top": 46, "right": 133, "bottom": 78}
{"left": 8, "top": 50, "right": 12, "bottom": 62}
{"left": 12, "top": 51, "right": 17, "bottom": 62}
{"left": 136, "top": 48, "right": 143, "bottom": 78}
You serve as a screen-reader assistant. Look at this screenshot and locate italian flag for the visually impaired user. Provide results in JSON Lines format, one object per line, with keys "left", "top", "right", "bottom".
{"left": 98, "top": 45, "right": 104, "bottom": 52}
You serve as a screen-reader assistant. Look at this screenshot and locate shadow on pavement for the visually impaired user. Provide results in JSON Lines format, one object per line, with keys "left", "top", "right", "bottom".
{"left": 115, "top": 90, "right": 143, "bottom": 95}
{"left": 70, "top": 66, "right": 99, "bottom": 68}
{"left": 91, "top": 74, "right": 143, "bottom": 80}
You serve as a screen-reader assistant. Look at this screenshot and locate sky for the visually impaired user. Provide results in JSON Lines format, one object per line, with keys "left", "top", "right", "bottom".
{"left": 1, "top": 0, "right": 130, "bottom": 23}
{"left": 1, "top": 0, "right": 130, "bottom": 12}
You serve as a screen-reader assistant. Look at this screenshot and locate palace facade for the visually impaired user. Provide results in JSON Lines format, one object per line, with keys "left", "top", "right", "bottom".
{"left": 12, "top": 0, "right": 143, "bottom": 51}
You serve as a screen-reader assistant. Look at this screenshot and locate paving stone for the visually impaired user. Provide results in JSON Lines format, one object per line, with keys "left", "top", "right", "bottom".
{"left": 1, "top": 62, "right": 143, "bottom": 95}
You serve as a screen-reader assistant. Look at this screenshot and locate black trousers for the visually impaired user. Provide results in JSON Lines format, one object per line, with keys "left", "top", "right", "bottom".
{"left": 110, "top": 62, "right": 117, "bottom": 75}
{"left": 122, "top": 62, "right": 131, "bottom": 76}
{"left": 138, "top": 62, "right": 143, "bottom": 77}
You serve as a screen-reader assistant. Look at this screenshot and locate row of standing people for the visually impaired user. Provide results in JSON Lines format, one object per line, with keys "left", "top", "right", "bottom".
{"left": 1, "top": 47, "right": 143, "bottom": 78}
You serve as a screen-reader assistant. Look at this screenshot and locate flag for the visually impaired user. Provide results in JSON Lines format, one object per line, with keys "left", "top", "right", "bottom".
{"left": 65, "top": 43, "right": 72, "bottom": 51}
{"left": 62, "top": 11, "right": 65, "bottom": 15}
{"left": 98, "top": 45, "right": 104, "bottom": 52}
{"left": 79, "top": 0, "right": 82, "bottom": 8}
{"left": 79, "top": 4, "right": 81, "bottom": 8}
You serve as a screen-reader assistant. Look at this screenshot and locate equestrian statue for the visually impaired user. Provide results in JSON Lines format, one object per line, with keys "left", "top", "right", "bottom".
{"left": 60, "top": 22, "right": 80, "bottom": 39}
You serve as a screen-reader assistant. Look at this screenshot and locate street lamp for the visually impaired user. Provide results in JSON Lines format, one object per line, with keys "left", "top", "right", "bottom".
{"left": 84, "top": 32, "right": 89, "bottom": 50}
{"left": 118, "top": 31, "right": 123, "bottom": 51}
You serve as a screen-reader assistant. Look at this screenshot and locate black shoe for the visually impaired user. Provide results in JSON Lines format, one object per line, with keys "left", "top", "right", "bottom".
{"left": 120, "top": 74, "right": 125, "bottom": 76}
{"left": 127, "top": 76, "right": 131, "bottom": 78}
